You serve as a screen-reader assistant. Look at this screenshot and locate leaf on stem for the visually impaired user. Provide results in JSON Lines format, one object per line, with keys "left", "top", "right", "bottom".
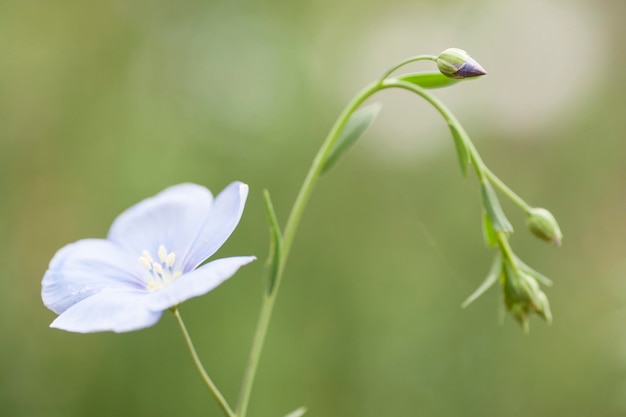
{"left": 263, "top": 190, "right": 283, "bottom": 295}
{"left": 284, "top": 407, "right": 307, "bottom": 417}
{"left": 482, "top": 211, "right": 498, "bottom": 248}
{"left": 480, "top": 179, "right": 514, "bottom": 233}
{"left": 398, "top": 72, "right": 461, "bottom": 89}
{"left": 322, "top": 102, "right": 382, "bottom": 174}
{"left": 462, "top": 254, "right": 502, "bottom": 308}
{"left": 448, "top": 123, "right": 471, "bottom": 177}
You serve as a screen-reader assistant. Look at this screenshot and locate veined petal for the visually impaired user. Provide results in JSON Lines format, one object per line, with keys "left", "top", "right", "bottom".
{"left": 107, "top": 184, "right": 214, "bottom": 267}
{"left": 50, "top": 289, "right": 161, "bottom": 333}
{"left": 147, "top": 256, "right": 256, "bottom": 312}
{"left": 180, "top": 182, "right": 249, "bottom": 271}
{"left": 42, "top": 239, "right": 146, "bottom": 314}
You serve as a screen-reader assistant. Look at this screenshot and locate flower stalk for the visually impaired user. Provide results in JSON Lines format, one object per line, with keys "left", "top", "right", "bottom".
{"left": 236, "top": 47, "right": 561, "bottom": 414}
{"left": 172, "top": 307, "right": 236, "bottom": 417}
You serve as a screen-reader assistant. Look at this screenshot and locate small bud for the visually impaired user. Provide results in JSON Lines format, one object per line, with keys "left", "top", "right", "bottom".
{"left": 502, "top": 262, "right": 552, "bottom": 331}
{"left": 436, "top": 48, "right": 487, "bottom": 79}
{"left": 526, "top": 207, "right": 563, "bottom": 246}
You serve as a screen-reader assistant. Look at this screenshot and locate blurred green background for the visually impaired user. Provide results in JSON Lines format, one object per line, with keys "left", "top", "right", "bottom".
{"left": 2, "top": 0, "right": 625, "bottom": 416}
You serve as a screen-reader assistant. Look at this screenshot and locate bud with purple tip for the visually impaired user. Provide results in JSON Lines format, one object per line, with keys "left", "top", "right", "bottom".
{"left": 436, "top": 48, "right": 487, "bottom": 79}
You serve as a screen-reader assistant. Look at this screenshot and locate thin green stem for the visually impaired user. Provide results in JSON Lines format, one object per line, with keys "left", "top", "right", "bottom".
{"left": 378, "top": 55, "right": 437, "bottom": 83}
{"left": 235, "top": 81, "right": 383, "bottom": 417}
{"left": 495, "top": 232, "right": 516, "bottom": 265}
{"left": 234, "top": 295, "right": 273, "bottom": 417}
{"left": 484, "top": 168, "right": 532, "bottom": 212}
{"left": 172, "top": 308, "right": 235, "bottom": 417}
{"left": 380, "top": 79, "right": 459, "bottom": 128}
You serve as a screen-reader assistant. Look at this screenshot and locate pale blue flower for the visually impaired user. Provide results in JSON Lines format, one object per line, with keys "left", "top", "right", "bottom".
{"left": 42, "top": 182, "right": 255, "bottom": 333}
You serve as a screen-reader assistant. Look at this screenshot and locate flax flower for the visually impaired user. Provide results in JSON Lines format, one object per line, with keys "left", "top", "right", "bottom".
{"left": 42, "top": 182, "right": 255, "bottom": 333}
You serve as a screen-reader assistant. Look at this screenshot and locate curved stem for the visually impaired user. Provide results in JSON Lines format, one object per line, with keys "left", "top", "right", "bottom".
{"left": 380, "top": 78, "right": 487, "bottom": 179}
{"left": 172, "top": 308, "right": 235, "bottom": 417}
{"left": 381, "top": 79, "right": 534, "bottom": 213}
{"left": 378, "top": 55, "right": 437, "bottom": 83}
{"left": 381, "top": 80, "right": 535, "bottom": 268}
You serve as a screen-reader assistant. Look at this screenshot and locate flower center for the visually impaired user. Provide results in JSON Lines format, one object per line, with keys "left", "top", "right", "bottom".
{"left": 138, "top": 245, "right": 182, "bottom": 291}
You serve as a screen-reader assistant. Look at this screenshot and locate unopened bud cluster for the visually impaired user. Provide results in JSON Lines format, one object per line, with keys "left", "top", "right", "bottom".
{"left": 502, "top": 262, "right": 552, "bottom": 332}
{"left": 464, "top": 178, "right": 561, "bottom": 330}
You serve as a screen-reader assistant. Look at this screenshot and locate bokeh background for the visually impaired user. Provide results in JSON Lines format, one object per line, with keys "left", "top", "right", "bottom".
{"left": 1, "top": 0, "right": 625, "bottom": 416}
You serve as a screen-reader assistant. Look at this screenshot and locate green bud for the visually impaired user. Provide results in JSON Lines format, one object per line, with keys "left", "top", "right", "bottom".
{"left": 502, "top": 262, "right": 552, "bottom": 331}
{"left": 436, "top": 48, "right": 487, "bottom": 79}
{"left": 526, "top": 207, "right": 563, "bottom": 246}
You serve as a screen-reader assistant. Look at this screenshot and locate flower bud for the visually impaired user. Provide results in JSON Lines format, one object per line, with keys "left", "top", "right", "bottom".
{"left": 436, "top": 48, "right": 487, "bottom": 79}
{"left": 502, "top": 263, "right": 552, "bottom": 332}
{"left": 526, "top": 207, "right": 563, "bottom": 246}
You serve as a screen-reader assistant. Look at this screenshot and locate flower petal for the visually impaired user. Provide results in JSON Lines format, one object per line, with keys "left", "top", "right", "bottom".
{"left": 147, "top": 256, "right": 256, "bottom": 311}
{"left": 107, "top": 183, "right": 214, "bottom": 267}
{"left": 180, "top": 182, "right": 249, "bottom": 271}
{"left": 42, "top": 239, "right": 146, "bottom": 314}
{"left": 50, "top": 289, "right": 161, "bottom": 333}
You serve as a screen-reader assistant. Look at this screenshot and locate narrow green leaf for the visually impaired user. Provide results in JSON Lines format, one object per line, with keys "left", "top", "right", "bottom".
{"left": 284, "top": 407, "right": 307, "bottom": 417}
{"left": 462, "top": 254, "right": 502, "bottom": 308}
{"left": 480, "top": 179, "right": 514, "bottom": 233}
{"left": 398, "top": 72, "right": 460, "bottom": 89}
{"left": 322, "top": 103, "right": 382, "bottom": 174}
{"left": 482, "top": 211, "right": 498, "bottom": 248}
{"left": 448, "top": 123, "right": 471, "bottom": 177}
{"left": 263, "top": 190, "right": 283, "bottom": 295}
{"left": 515, "top": 256, "right": 553, "bottom": 287}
